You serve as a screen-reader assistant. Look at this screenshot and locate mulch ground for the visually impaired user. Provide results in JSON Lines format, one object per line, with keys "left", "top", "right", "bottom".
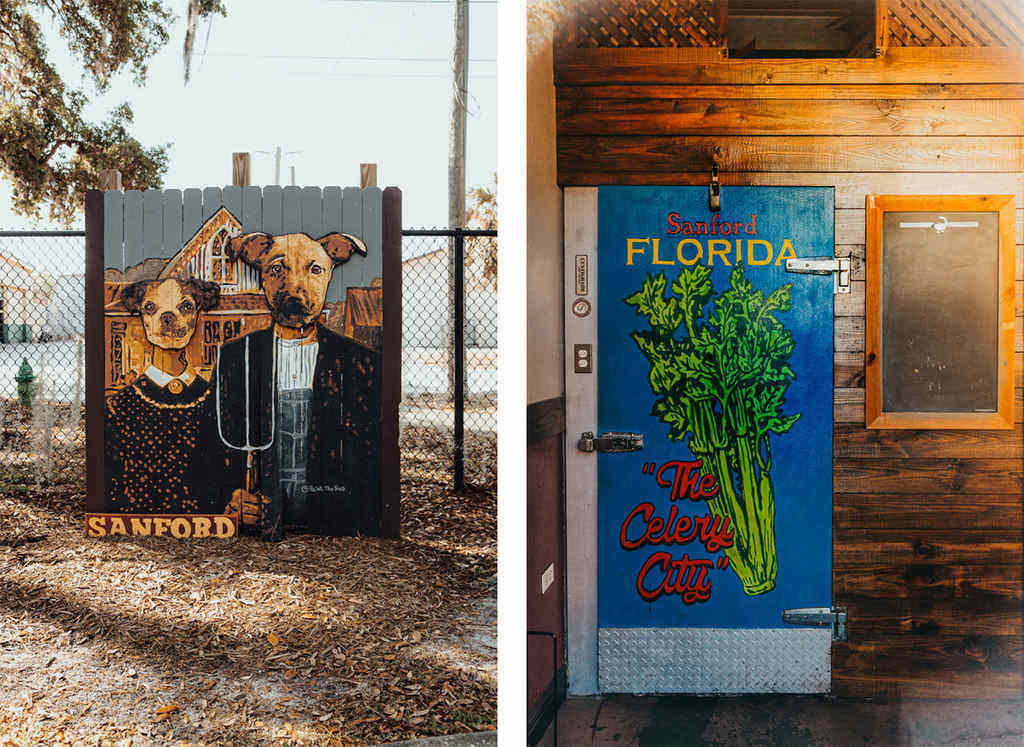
{"left": 0, "top": 458, "right": 496, "bottom": 745}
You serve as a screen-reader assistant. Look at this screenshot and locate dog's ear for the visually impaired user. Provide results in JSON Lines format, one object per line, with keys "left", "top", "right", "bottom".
{"left": 120, "top": 281, "right": 152, "bottom": 313}
{"left": 227, "top": 232, "right": 274, "bottom": 269}
{"left": 182, "top": 278, "right": 221, "bottom": 311}
{"left": 317, "top": 232, "right": 367, "bottom": 265}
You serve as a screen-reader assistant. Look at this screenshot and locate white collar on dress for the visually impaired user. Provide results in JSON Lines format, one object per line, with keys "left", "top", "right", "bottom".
{"left": 144, "top": 364, "right": 196, "bottom": 388}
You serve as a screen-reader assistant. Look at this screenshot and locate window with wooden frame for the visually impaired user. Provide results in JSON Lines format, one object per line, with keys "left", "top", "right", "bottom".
{"left": 865, "top": 194, "right": 1016, "bottom": 429}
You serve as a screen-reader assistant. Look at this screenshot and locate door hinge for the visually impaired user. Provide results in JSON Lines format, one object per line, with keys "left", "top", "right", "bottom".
{"left": 782, "top": 606, "right": 848, "bottom": 641}
{"left": 577, "top": 431, "right": 644, "bottom": 453}
{"left": 784, "top": 257, "right": 851, "bottom": 295}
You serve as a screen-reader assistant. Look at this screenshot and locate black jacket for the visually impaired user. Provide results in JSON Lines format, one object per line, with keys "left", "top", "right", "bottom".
{"left": 215, "top": 324, "right": 382, "bottom": 540}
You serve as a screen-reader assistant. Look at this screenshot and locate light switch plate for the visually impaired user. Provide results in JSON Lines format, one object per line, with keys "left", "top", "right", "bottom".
{"left": 541, "top": 563, "right": 555, "bottom": 594}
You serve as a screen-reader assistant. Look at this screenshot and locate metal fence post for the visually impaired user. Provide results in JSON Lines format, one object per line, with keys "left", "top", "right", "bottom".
{"left": 453, "top": 228, "right": 466, "bottom": 492}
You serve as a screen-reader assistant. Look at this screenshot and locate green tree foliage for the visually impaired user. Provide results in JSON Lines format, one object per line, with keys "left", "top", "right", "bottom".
{"left": 626, "top": 264, "right": 800, "bottom": 595}
{"left": 0, "top": 1, "right": 219, "bottom": 224}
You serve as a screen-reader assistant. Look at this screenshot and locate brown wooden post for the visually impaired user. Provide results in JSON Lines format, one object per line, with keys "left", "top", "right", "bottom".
{"left": 380, "top": 187, "right": 402, "bottom": 538}
{"left": 232, "top": 152, "right": 251, "bottom": 187}
{"left": 99, "top": 169, "right": 122, "bottom": 191}
{"left": 360, "top": 163, "right": 378, "bottom": 189}
{"left": 84, "top": 190, "right": 105, "bottom": 517}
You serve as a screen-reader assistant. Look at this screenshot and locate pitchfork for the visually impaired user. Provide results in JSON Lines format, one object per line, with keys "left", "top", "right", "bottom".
{"left": 215, "top": 333, "right": 277, "bottom": 529}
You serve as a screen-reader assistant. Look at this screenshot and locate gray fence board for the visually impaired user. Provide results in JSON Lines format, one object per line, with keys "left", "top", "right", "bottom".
{"left": 301, "top": 186, "right": 323, "bottom": 238}
{"left": 103, "top": 191, "right": 124, "bottom": 271}
{"left": 122, "top": 191, "right": 144, "bottom": 270}
{"left": 282, "top": 186, "right": 301, "bottom": 233}
{"left": 262, "top": 186, "right": 283, "bottom": 235}
{"left": 162, "top": 190, "right": 183, "bottom": 258}
{"left": 183, "top": 188, "right": 203, "bottom": 242}
{"left": 323, "top": 186, "right": 342, "bottom": 233}
{"left": 222, "top": 186, "right": 242, "bottom": 224}
{"left": 362, "top": 187, "right": 383, "bottom": 285}
{"left": 241, "top": 186, "right": 262, "bottom": 233}
{"left": 202, "top": 187, "right": 222, "bottom": 220}
{"left": 142, "top": 190, "right": 163, "bottom": 259}
{"left": 332, "top": 187, "right": 365, "bottom": 301}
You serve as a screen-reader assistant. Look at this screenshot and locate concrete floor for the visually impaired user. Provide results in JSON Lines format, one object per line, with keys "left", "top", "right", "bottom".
{"left": 536, "top": 695, "right": 1024, "bottom": 746}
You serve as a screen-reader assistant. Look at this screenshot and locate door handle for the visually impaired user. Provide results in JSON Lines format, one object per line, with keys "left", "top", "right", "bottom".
{"left": 577, "top": 431, "right": 644, "bottom": 453}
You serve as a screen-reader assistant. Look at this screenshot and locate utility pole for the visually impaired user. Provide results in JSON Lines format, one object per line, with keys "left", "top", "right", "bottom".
{"left": 255, "top": 147, "right": 302, "bottom": 186}
{"left": 447, "top": 0, "right": 469, "bottom": 410}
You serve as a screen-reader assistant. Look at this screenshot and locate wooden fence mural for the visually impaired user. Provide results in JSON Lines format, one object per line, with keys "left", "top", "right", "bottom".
{"left": 84, "top": 186, "right": 401, "bottom": 541}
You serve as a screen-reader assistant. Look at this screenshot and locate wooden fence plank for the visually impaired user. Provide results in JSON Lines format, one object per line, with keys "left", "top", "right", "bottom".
{"left": 300, "top": 186, "right": 323, "bottom": 238}
{"left": 834, "top": 458, "right": 1024, "bottom": 494}
{"left": 122, "top": 190, "right": 144, "bottom": 271}
{"left": 835, "top": 351, "right": 864, "bottom": 387}
{"left": 282, "top": 186, "right": 301, "bottom": 234}
{"left": 142, "top": 190, "right": 163, "bottom": 259}
{"left": 102, "top": 191, "right": 124, "bottom": 271}
{"left": 241, "top": 186, "right": 262, "bottom": 233}
{"left": 322, "top": 186, "right": 342, "bottom": 232}
{"left": 834, "top": 425, "right": 1024, "bottom": 459}
{"left": 262, "top": 185, "right": 283, "bottom": 235}
{"left": 554, "top": 47, "right": 1024, "bottom": 85}
{"left": 835, "top": 316, "right": 864, "bottom": 352}
{"left": 833, "top": 493, "right": 1023, "bottom": 528}
{"left": 161, "top": 189, "right": 183, "bottom": 258}
{"left": 558, "top": 136, "right": 1024, "bottom": 178}
{"left": 331, "top": 186, "right": 365, "bottom": 303}
{"left": 182, "top": 188, "right": 203, "bottom": 241}
{"left": 222, "top": 185, "right": 242, "bottom": 222}
{"left": 202, "top": 187, "right": 222, "bottom": 220}
{"left": 362, "top": 187, "right": 383, "bottom": 285}
{"left": 557, "top": 98, "right": 1024, "bottom": 137}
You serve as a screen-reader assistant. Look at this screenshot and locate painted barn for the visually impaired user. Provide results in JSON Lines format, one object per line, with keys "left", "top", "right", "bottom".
{"left": 528, "top": 0, "right": 1024, "bottom": 740}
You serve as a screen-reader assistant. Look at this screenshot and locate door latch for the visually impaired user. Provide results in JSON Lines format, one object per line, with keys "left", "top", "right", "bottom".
{"left": 782, "top": 606, "right": 848, "bottom": 641}
{"left": 784, "top": 257, "right": 851, "bottom": 295}
{"left": 577, "top": 431, "right": 644, "bottom": 453}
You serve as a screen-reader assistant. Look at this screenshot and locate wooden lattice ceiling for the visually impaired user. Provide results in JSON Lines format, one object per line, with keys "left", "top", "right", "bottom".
{"left": 887, "top": 0, "right": 1024, "bottom": 46}
{"left": 573, "top": 0, "right": 726, "bottom": 48}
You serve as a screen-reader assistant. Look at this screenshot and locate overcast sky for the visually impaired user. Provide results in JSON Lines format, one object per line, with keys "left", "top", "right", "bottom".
{"left": 0, "top": 0, "right": 497, "bottom": 232}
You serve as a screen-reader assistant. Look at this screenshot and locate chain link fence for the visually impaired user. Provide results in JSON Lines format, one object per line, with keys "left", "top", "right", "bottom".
{"left": 0, "top": 228, "right": 497, "bottom": 495}
{"left": 401, "top": 229, "right": 497, "bottom": 491}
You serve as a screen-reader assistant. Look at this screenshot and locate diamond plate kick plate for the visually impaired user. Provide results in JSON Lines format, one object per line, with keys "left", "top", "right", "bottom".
{"left": 598, "top": 628, "right": 831, "bottom": 694}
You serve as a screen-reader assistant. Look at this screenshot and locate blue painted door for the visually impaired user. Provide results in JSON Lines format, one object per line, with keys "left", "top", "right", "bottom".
{"left": 596, "top": 186, "right": 835, "bottom": 693}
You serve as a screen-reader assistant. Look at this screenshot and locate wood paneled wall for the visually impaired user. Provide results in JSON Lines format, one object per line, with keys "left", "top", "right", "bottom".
{"left": 555, "top": 42, "right": 1024, "bottom": 698}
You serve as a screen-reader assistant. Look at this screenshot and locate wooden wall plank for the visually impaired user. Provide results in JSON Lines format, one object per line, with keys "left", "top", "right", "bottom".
{"left": 557, "top": 84, "right": 1024, "bottom": 101}
{"left": 834, "top": 563, "right": 1023, "bottom": 601}
{"left": 835, "top": 534, "right": 1023, "bottom": 565}
{"left": 202, "top": 187, "right": 222, "bottom": 220}
{"left": 102, "top": 191, "right": 124, "bottom": 271}
{"left": 841, "top": 597, "right": 1022, "bottom": 637}
{"left": 834, "top": 458, "right": 1024, "bottom": 494}
{"left": 282, "top": 186, "right": 301, "bottom": 233}
{"left": 142, "top": 190, "right": 163, "bottom": 260}
{"left": 262, "top": 185, "right": 283, "bottom": 235}
{"left": 558, "top": 99, "right": 1024, "bottom": 137}
{"left": 834, "top": 493, "right": 1022, "bottom": 528}
{"left": 122, "top": 190, "right": 144, "bottom": 270}
{"left": 832, "top": 669, "right": 1023, "bottom": 699}
{"left": 835, "top": 387, "right": 1024, "bottom": 423}
{"left": 161, "top": 189, "right": 183, "bottom": 258}
{"left": 557, "top": 136, "right": 1024, "bottom": 178}
{"left": 554, "top": 47, "right": 1024, "bottom": 85}
{"left": 836, "top": 208, "right": 1024, "bottom": 245}
{"left": 222, "top": 185, "right": 242, "bottom": 222}
{"left": 241, "top": 186, "right": 262, "bottom": 233}
{"left": 551, "top": 172, "right": 1024, "bottom": 205}
{"left": 330, "top": 186, "right": 365, "bottom": 303}
{"left": 834, "top": 425, "right": 1024, "bottom": 459}
{"left": 182, "top": 188, "right": 203, "bottom": 241}
{"left": 300, "top": 186, "right": 323, "bottom": 238}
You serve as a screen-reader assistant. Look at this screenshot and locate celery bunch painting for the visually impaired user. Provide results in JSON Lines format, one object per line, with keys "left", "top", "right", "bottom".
{"left": 625, "top": 264, "right": 800, "bottom": 596}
